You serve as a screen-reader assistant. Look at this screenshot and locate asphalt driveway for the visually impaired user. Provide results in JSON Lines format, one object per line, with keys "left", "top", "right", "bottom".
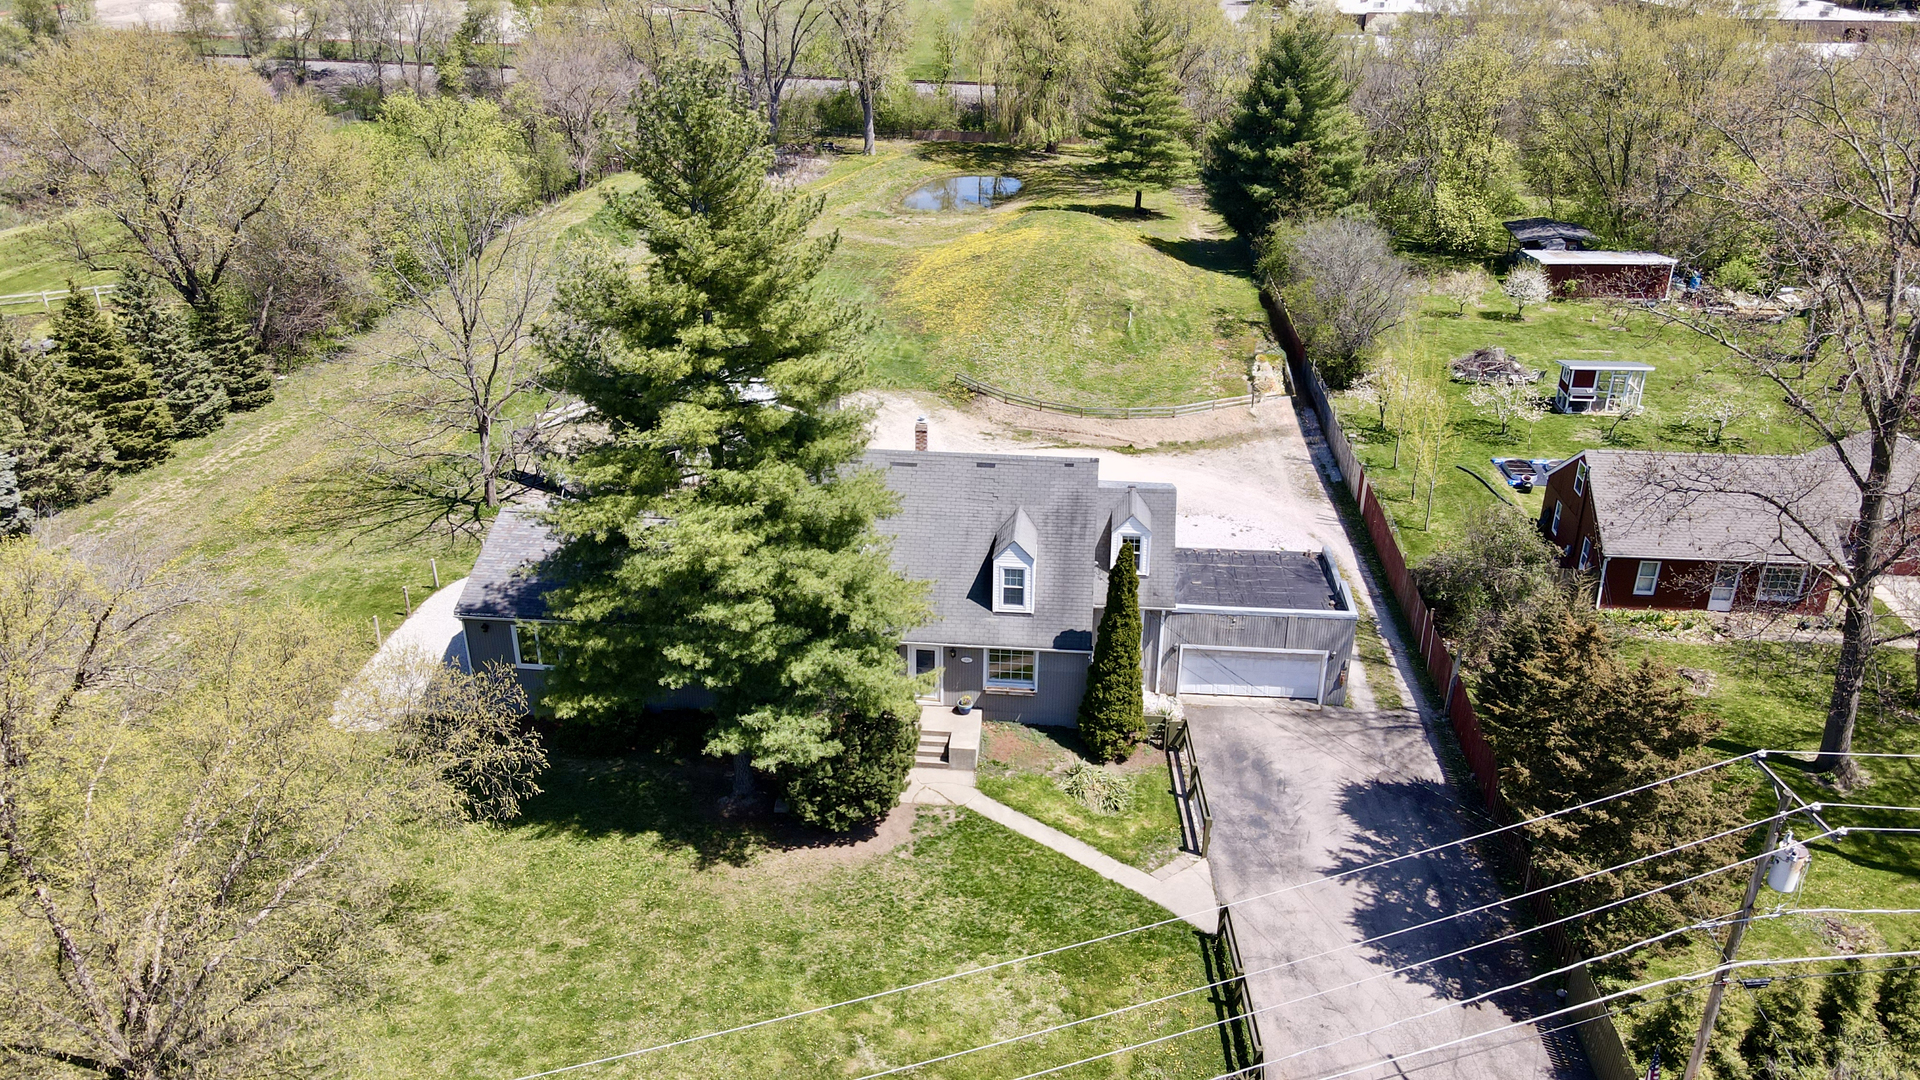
{"left": 1187, "top": 700, "right": 1591, "bottom": 1080}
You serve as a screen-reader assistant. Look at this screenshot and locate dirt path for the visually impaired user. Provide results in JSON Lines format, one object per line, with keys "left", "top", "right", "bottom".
{"left": 864, "top": 390, "right": 1413, "bottom": 709}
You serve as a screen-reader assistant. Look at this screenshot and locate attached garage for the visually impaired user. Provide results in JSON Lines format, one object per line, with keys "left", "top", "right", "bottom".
{"left": 1151, "top": 549, "right": 1358, "bottom": 705}
{"left": 1176, "top": 646, "right": 1329, "bottom": 702}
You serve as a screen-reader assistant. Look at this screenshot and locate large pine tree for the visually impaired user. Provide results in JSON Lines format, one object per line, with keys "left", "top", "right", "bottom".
{"left": 1476, "top": 606, "right": 1750, "bottom": 970}
{"left": 539, "top": 60, "right": 926, "bottom": 827}
{"left": 116, "top": 270, "right": 229, "bottom": 438}
{"left": 0, "top": 334, "right": 116, "bottom": 512}
{"left": 49, "top": 285, "right": 173, "bottom": 471}
{"left": 1201, "top": 14, "right": 1365, "bottom": 239}
{"left": 192, "top": 305, "right": 273, "bottom": 413}
{"left": 1077, "top": 539, "right": 1144, "bottom": 761}
{"left": 1086, "top": 0, "right": 1195, "bottom": 214}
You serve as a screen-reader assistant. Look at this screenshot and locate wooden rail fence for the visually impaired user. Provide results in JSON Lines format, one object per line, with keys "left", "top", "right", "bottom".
{"left": 1273, "top": 296, "right": 1637, "bottom": 1080}
{"left": 954, "top": 373, "right": 1264, "bottom": 420}
{"left": 0, "top": 284, "right": 115, "bottom": 311}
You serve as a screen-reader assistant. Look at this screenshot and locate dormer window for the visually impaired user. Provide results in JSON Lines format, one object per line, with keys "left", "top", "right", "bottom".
{"left": 991, "top": 508, "right": 1039, "bottom": 615}
{"left": 1108, "top": 489, "right": 1153, "bottom": 576}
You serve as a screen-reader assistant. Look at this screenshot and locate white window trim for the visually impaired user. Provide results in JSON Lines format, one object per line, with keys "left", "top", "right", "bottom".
{"left": 984, "top": 648, "right": 1038, "bottom": 692}
{"left": 993, "top": 544, "right": 1036, "bottom": 614}
{"left": 1756, "top": 564, "right": 1809, "bottom": 604}
{"left": 1111, "top": 519, "right": 1151, "bottom": 575}
{"left": 1574, "top": 462, "right": 1587, "bottom": 496}
{"left": 1550, "top": 502, "right": 1562, "bottom": 537}
{"left": 1578, "top": 537, "right": 1593, "bottom": 571}
{"left": 1633, "top": 560, "right": 1661, "bottom": 596}
{"left": 511, "top": 622, "right": 554, "bottom": 670}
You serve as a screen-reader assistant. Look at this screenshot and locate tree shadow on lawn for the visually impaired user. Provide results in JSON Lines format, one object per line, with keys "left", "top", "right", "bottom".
{"left": 1325, "top": 777, "right": 1548, "bottom": 1023}
{"left": 1141, "top": 235, "right": 1254, "bottom": 277}
{"left": 1048, "top": 202, "right": 1172, "bottom": 223}
{"left": 508, "top": 716, "right": 902, "bottom": 869}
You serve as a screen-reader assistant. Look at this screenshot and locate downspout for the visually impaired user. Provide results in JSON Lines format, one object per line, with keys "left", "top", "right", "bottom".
{"left": 1595, "top": 557, "right": 1610, "bottom": 609}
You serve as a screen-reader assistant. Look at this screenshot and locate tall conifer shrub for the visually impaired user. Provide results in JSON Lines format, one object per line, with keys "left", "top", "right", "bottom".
{"left": 1077, "top": 539, "right": 1144, "bottom": 762}
{"left": 0, "top": 334, "right": 115, "bottom": 511}
{"left": 1087, "top": 0, "right": 1194, "bottom": 214}
{"left": 116, "top": 271, "right": 229, "bottom": 437}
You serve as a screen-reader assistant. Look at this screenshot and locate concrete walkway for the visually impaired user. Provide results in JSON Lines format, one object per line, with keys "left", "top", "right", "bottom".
{"left": 366, "top": 578, "right": 472, "bottom": 674}
{"left": 904, "top": 768, "right": 1220, "bottom": 932}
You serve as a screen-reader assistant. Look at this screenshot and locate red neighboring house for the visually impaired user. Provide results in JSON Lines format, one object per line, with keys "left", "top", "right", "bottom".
{"left": 1537, "top": 437, "right": 1920, "bottom": 613}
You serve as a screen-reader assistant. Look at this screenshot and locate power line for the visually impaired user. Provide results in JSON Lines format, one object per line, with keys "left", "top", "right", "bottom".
{"left": 501, "top": 751, "right": 1759, "bottom": 1080}
{"left": 1229, "top": 949, "right": 1920, "bottom": 1080}
{"left": 846, "top": 814, "right": 1791, "bottom": 1080}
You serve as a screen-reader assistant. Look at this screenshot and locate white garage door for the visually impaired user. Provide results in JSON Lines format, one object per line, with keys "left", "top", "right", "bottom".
{"left": 1177, "top": 648, "right": 1325, "bottom": 701}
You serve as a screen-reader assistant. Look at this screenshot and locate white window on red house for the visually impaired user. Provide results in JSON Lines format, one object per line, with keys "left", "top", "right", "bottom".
{"left": 1633, "top": 561, "right": 1661, "bottom": 596}
{"left": 1574, "top": 462, "right": 1588, "bottom": 496}
{"left": 1578, "top": 537, "right": 1593, "bottom": 570}
{"left": 985, "top": 649, "right": 1037, "bottom": 691}
{"left": 1757, "top": 565, "right": 1808, "bottom": 603}
{"left": 1550, "top": 501, "right": 1562, "bottom": 538}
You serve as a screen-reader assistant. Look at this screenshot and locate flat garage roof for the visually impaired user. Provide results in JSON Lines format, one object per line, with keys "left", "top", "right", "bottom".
{"left": 1173, "top": 548, "right": 1346, "bottom": 612}
{"left": 1521, "top": 249, "right": 1677, "bottom": 267}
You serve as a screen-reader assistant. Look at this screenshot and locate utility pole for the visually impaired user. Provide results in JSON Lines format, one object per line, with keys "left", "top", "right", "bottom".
{"left": 1681, "top": 759, "right": 1789, "bottom": 1080}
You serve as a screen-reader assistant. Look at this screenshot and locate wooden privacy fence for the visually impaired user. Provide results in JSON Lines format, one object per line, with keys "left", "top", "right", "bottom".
{"left": 1277, "top": 302, "right": 1636, "bottom": 1080}
{"left": 954, "top": 373, "right": 1264, "bottom": 419}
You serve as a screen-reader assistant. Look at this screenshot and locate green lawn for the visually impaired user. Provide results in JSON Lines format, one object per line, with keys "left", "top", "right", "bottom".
{"left": 902, "top": 0, "right": 980, "bottom": 80}
{"left": 1604, "top": 636, "right": 1920, "bottom": 1060}
{"left": 0, "top": 214, "right": 118, "bottom": 303}
{"left": 1331, "top": 290, "right": 1814, "bottom": 562}
{"left": 43, "top": 177, "right": 628, "bottom": 633}
{"left": 342, "top": 752, "right": 1230, "bottom": 1079}
{"left": 975, "top": 722, "right": 1186, "bottom": 871}
{"left": 808, "top": 142, "right": 1266, "bottom": 408}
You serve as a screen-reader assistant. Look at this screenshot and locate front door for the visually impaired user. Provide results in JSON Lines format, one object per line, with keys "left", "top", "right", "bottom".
{"left": 1708, "top": 564, "right": 1740, "bottom": 612}
{"left": 912, "top": 647, "right": 942, "bottom": 702}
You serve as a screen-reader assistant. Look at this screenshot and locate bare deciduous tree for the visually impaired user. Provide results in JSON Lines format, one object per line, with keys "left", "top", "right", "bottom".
{"left": 827, "top": 0, "right": 908, "bottom": 155}
{"left": 515, "top": 22, "right": 642, "bottom": 188}
{"left": 1261, "top": 216, "right": 1418, "bottom": 387}
{"left": 700, "top": 0, "right": 827, "bottom": 137}
{"left": 1659, "top": 35, "right": 1920, "bottom": 785}
{"left": 0, "top": 540, "right": 542, "bottom": 1080}
{"left": 349, "top": 155, "right": 552, "bottom": 527}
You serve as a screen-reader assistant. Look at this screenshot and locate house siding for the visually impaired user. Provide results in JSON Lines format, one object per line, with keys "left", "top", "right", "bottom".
{"left": 1596, "top": 558, "right": 1831, "bottom": 614}
{"left": 462, "top": 617, "right": 547, "bottom": 697}
{"left": 1528, "top": 259, "right": 1672, "bottom": 301}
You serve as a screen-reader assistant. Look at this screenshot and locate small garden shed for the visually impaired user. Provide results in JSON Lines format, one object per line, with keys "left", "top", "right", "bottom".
{"left": 1518, "top": 249, "right": 1677, "bottom": 300}
{"left": 1552, "top": 359, "right": 1653, "bottom": 415}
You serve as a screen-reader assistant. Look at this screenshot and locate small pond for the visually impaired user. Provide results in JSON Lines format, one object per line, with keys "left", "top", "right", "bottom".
{"left": 903, "top": 175, "right": 1024, "bottom": 212}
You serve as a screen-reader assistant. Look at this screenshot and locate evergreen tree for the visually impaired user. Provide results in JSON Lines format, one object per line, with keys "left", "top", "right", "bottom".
{"left": 1739, "top": 976, "right": 1820, "bottom": 1078}
{"left": 1815, "top": 961, "right": 1878, "bottom": 1054}
{"left": 782, "top": 704, "right": 918, "bottom": 831}
{"left": 1476, "top": 606, "right": 1751, "bottom": 970}
{"left": 1876, "top": 962, "right": 1920, "bottom": 1060}
{"left": 539, "top": 60, "right": 926, "bottom": 827}
{"left": 116, "top": 270, "right": 229, "bottom": 438}
{"left": 0, "top": 451, "right": 24, "bottom": 538}
{"left": 192, "top": 304, "right": 273, "bottom": 413}
{"left": 49, "top": 285, "right": 173, "bottom": 471}
{"left": 1087, "top": 0, "right": 1194, "bottom": 214}
{"left": 1201, "top": 14, "right": 1365, "bottom": 239}
{"left": 0, "top": 334, "right": 116, "bottom": 512}
{"left": 1077, "top": 539, "right": 1144, "bottom": 762}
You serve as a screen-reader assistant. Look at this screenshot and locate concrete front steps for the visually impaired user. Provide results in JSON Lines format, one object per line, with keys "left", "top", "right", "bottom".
{"left": 915, "top": 703, "right": 980, "bottom": 771}
{"left": 916, "top": 729, "right": 952, "bottom": 768}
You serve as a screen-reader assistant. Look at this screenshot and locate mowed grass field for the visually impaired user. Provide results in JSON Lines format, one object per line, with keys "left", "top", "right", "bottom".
{"left": 808, "top": 142, "right": 1267, "bottom": 408}
{"left": 344, "top": 754, "right": 1232, "bottom": 1080}
{"left": 1330, "top": 287, "right": 1809, "bottom": 562}
{"left": 1603, "top": 635, "right": 1920, "bottom": 1058}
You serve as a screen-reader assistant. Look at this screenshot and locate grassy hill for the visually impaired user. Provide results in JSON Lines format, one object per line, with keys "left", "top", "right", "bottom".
{"left": 810, "top": 142, "right": 1268, "bottom": 408}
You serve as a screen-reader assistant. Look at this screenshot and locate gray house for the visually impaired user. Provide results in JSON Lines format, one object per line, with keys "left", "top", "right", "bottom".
{"left": 455, "top": 449, "right": 1357, "bottom": 725}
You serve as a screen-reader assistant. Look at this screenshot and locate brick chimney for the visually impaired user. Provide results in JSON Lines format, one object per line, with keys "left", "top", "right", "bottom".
{"left": 914, "top": 416, "right": 929, "bottom": 451}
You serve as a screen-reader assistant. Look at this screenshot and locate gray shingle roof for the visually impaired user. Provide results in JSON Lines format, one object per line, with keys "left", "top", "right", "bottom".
{"left": 1567, "top": 434, "right": 1920, "bottom": 563}
{"left": 868, "top": 450, "right": 1177, "bottom": 651}
{"left": 454, "top": 506, "right": 564, "bottom": 620}
{"left": 1174, "top": 548, "right": 1346, "bottom": 611}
